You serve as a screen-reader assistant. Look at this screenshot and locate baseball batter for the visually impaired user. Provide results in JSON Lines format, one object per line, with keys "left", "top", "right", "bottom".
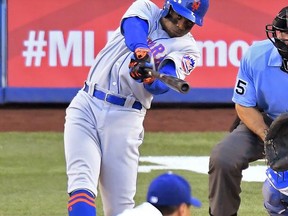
{"left": 208, "top": 6, "right": 288, "bottom": 216}
{"left": 64, "top": 0, "right": 209, "bottom": 216}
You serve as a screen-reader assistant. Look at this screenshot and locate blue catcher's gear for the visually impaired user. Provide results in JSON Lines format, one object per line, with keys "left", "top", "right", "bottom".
{"left": 266, "top": 168, "right": 288, "bottom": 196}
{"left": 162, "top": 0, "right": 209, "bottom": 26}
{"left": 262, "top": 179, "right": 288, "bottom": 215}
{"left": 266, "top": 6, "right": 288, "bottom": 72}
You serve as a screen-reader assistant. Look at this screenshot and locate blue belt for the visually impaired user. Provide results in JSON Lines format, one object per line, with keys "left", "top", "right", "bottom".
{"left": 83, "top": 84, "right": 142, "bottom": 110}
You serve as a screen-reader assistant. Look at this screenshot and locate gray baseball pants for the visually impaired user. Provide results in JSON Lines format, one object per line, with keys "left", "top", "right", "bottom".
{"left": 208, "top": 122, "right": 265, "bottom": 216}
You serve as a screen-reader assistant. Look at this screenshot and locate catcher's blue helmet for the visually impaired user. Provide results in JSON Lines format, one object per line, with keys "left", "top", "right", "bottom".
{"left": 162, "top": 0, "right": 209, "bottom": 26}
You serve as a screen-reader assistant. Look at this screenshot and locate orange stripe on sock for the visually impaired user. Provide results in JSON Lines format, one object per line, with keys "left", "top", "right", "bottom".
{"left": 67, "top": 198, "right": 96, "bottom": 209}
{"left": 69, "top": 193, "right": 95, "bottom": 202}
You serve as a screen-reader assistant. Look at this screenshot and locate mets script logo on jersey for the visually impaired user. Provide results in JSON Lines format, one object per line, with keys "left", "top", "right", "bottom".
{"left": 192, "top": 0, "right": 201, "bottom": 11}
{"left": 182, "top": 55, "right": 195, "bottom": 75}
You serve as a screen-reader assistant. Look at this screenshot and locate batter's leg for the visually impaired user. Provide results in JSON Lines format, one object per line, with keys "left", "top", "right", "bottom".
{"left": 68, "top": 190, "right": 96, "bottom": 216}
{"left": 64, "top": 92, "right": 103, "bottom": 216}
{"left": 208, "top": 123, "right": 264, "bottom": 216}
{"left": 98, "top": 106, "right": 146, "bottom": 216}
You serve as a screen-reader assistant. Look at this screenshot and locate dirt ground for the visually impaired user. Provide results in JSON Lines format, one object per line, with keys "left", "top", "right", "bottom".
{"left": 0, "top": 104, "right": 237, "bottom": 132}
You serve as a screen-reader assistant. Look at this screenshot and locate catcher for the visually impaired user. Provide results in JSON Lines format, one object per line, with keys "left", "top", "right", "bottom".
{"left": 208, "top": 6, "right": 288, "bottom": 216}
{"left": 262, "top": 113, "right": 288, "bottom": 215}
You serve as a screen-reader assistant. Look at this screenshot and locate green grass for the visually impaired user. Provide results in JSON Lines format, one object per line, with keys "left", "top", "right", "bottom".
{"left": 0, "top": 133, "right": 66, "bottom": 216}
{"left": 0, "top": 132, "right": 267, "bottom": 216}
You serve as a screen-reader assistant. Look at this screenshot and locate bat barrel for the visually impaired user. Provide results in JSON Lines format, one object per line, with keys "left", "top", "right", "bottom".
{"left": 146, "top": 69, "right": 190, "bottom": 94}
{"left": 158, "top": 73, "right": 190, "bottom": 94}
{"left": 180, "top": 82, "right": 190, "bottom": 93}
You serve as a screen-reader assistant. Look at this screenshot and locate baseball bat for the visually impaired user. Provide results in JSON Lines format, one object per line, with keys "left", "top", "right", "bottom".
{"left": 144, "top": 69, "right": 190, "bottom": 94}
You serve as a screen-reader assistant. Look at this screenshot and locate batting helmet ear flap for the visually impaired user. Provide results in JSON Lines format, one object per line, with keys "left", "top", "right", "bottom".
{"left": 162, "top": 0, "right": 170, "bottom": 18}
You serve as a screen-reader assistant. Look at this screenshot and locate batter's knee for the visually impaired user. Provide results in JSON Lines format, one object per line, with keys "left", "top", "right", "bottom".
{"left": 262, "top": 179, "right": 288, "bottom": 215}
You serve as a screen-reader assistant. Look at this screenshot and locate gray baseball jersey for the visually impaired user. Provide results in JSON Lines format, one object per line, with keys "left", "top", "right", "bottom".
{"left": 86, "top": 0, "right": 200, "bottom": 109}
{"left": 64, "top": 1, "right": 200, "bottom": 216}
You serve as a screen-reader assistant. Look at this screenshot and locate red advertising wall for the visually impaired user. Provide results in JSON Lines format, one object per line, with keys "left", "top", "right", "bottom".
{"left": 8, "top": 0, "right": 132, "bottom": 87}
{"left": 6, "top": 0, "right": 288, "bottom": 102}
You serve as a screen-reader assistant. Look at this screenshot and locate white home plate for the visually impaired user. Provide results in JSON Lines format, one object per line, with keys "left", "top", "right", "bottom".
{"left": 139, "top": 156, "right": 267, "bottom": 182}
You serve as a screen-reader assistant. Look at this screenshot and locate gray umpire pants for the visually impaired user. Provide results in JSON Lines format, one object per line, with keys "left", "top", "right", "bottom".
{"left": 208, "top": 122, "right": 265, "bottom": 216}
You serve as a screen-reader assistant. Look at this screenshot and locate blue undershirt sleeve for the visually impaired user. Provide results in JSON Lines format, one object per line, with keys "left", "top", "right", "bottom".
{"left": 122, "top": 18, "right": 177, "bottom": 95}
{"left": 144, "top": 61, "right": 177, "bottom": 95}
{"left": 121, "top": 17, "right": 149, "bottom": 51}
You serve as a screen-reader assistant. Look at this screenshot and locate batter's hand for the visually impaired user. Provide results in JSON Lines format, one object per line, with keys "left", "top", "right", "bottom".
{"left": 129, "top": 48, "right": 155, "bottom": 84}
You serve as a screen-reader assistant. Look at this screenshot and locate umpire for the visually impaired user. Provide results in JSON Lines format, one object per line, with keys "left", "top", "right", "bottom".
{"left": 208, "top": 6, "right": 288, "bottom": 216}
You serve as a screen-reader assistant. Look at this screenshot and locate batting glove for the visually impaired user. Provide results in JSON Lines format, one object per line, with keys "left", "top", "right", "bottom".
{"left": 129, "top": 48, "right": 155, "bottom": 84}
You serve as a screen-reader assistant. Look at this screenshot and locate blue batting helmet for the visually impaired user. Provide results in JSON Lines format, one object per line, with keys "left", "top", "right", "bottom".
{"left": 162, "top": 0, "right": 209, "bottom": 26}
